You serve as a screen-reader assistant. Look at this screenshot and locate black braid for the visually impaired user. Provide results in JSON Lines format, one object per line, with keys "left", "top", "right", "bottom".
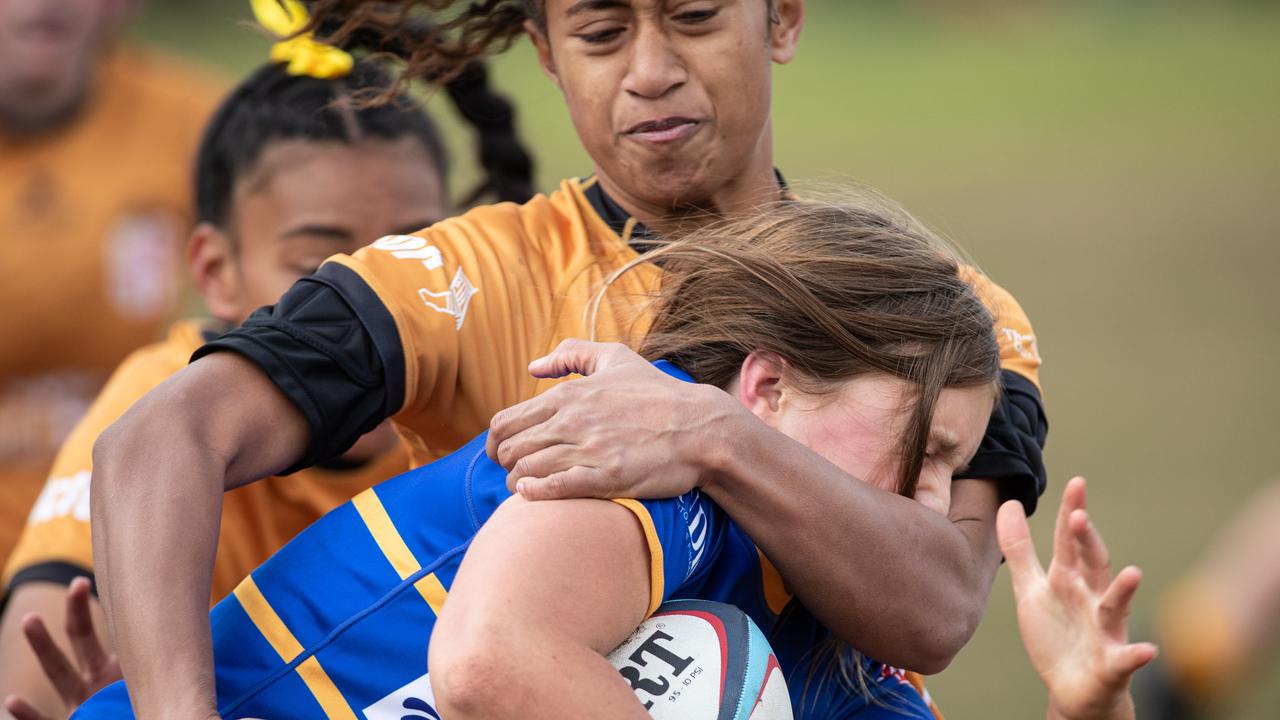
{"left": 443, "top": 62, "right": 534, "bottom": 205}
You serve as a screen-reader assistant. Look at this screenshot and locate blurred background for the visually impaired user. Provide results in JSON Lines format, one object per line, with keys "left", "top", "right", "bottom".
{"left": 127, "top": 0, "right": 1280, "bottom": 716}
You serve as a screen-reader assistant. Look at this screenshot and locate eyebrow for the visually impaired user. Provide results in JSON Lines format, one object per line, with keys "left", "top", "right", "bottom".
{"left": 279, "top": 219, "right": 441, "bottom": 244}
{"left": 279, "top": 225, "right": 353, "bottom": 243}
{"left": 565, "top": 0, "right": 629, "bottom": 17}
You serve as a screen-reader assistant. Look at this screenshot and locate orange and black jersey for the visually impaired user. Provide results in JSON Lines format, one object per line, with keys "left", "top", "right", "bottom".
{"left": 197, "top": 176, "right": 1048, "bottom": 512}
{"left": 1, "top": 321, "right": 410, "bottom": 606}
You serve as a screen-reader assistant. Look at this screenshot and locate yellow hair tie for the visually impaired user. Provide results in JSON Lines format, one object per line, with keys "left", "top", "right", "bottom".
{"left": 250, "top": 0, "right": 354, "bottom": 80}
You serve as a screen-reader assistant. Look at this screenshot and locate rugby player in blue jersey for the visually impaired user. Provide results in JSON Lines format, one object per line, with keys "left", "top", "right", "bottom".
{"left": 75, "top": 199, "right": 1151, "bottom": 720}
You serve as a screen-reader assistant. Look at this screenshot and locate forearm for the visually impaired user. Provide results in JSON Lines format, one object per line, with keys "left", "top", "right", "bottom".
{"left": 91, "top": 416, "right": 224, "bottom": 719}
{"left": 89, "top": 355, "right": 307, "bottom": 719}
{"left": 432, "top": 497, "right": 652, "bottom": 719}
{"left": 703, "top": 411, "right": 998, "bottom": 673}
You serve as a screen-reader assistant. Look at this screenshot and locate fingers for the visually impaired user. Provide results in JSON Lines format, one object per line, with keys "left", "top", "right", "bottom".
{"left": 65, "top": 577, "right": 110, "bottom": 686}
{"left": 20, "top": 613, "right": 84, "bottom": 706}
{"left": 1069, "top": 508, "right": 1113, "bottom": 591}
{"left": 1099, "top": 565, "right": 1143, "bottom": 638}
{"left": 527, "top": 340, "right": 638, "bottom": 380}
{"left": 1107, "top": 641, "right": 1159, "bottom": 680}
{"left": 997, "top": 499, "right": 1045, "bottom": 597}
{"left": 1052, "top": 476, "right": 1087, "bottom": 570}
{"left": 487, "top": 396, "right": 561, "bottom": 465}
{"left": 505, "top": 444, "right": 588, "bottom": 493}
{"left": 516, "top": 466, "right": 610, "bottom": 501}
{"left": 5, "top": 695, "right": 54, "bottom": 720}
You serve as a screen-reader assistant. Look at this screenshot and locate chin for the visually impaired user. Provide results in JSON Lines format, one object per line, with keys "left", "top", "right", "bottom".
{"left": 629, "top": 161, "right": 722, "bottom": 210}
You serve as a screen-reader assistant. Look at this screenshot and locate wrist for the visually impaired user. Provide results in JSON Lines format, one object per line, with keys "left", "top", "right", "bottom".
{"left": 692, "top": 386, "right": 753, "bottom": 495}
{"left": 1049, "top": 689, "right": 1135, "bottom": 720}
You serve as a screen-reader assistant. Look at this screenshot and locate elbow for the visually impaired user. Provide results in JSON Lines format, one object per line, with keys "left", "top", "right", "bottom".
{"left": 90, "top": 414, "right": 135, "bottom": 497}
{"left": 904, "top": 596, "right": 983, "bottom": 675}
{"left": 430, "top": 639, "right": 523, "bottom": 719}
{"left": 430, "top": 610, "right": 528, "bottom": 719}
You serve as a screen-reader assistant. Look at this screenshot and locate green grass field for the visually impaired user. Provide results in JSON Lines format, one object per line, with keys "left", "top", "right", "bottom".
{"left": 131, "top": 2, "right": 1280, "bottom": 716}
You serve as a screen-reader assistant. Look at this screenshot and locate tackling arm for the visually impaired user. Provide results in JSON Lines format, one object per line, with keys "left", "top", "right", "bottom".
{"left": 90, "top": 353, "right": 308, "bottom": 719}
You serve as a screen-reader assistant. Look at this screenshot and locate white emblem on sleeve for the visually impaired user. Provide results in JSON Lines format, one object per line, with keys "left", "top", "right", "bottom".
{"left": 371, "top": 235, "right": 444, "bottom": 271}
{"left": 419, "top": 267, "right": 479, "bottom": 331}
{"left": 1000, "top": 327, "right": 1041, "bottom": 362}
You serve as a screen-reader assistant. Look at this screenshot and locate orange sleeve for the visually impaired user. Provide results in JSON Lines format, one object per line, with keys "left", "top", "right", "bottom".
{"left": 1, "top": 340, "right": 187, "bottom": 591}
{"left": 962, "top": 266, "right": 1042, "bottom": 391}
{"left": 332, "top": 201, "right": 561, "bottom": 455}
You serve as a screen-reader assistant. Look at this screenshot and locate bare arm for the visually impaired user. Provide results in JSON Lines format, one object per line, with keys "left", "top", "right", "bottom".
{"left": 490, "top": 341, "right": 1003, "bottom": 673}
{"left": 90, "top": 353, "right": 307, "bottom": 720}
{"left": 430, "top": 496, "right": 652, "bottom": 719}
{"left": 704, "top": 414, "right": 1003, "bottom": 674}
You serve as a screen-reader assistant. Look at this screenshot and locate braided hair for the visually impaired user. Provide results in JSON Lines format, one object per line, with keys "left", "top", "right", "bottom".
{"left": 195, "top": 30, "right": 533, "bottom": 229}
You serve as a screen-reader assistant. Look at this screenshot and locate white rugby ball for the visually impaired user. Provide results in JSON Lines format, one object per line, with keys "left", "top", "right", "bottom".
{"left": 608, "top": 600, "right": 792, "bottom": 720}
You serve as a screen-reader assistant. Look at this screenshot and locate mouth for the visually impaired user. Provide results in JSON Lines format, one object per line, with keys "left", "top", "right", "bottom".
{"left": 624, "top": 117, "right": 702, "bottom": 144}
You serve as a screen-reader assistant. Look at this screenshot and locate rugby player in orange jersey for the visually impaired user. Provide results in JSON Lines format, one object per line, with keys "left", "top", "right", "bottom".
{"left": 0, "top": 6, "right": 535, "bottom": 715}
{"left": 0, "top": 0, "right": 222, "bottom": 570}
{"left": 89, "top": 3, "right": 1047, "bottom": 716}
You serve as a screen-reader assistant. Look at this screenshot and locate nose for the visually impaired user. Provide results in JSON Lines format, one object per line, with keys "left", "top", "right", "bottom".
{"left": 621, "top": 23, "right": 687, "bottom": 100}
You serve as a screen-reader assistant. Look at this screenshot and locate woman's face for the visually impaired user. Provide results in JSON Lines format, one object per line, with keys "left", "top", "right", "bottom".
{"left": 741, "top": 362, "right": 994, "bottom": 517}
{"left": 531, "top": 0, "right": 801, "bottom": 209}
{"left": 222, "top": 136, "right": 447, "bottom": 319}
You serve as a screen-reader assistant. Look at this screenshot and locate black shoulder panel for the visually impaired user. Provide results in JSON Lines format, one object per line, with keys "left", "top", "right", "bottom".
{"left": 191, "top": 263, "right": 405, "bottom": 472}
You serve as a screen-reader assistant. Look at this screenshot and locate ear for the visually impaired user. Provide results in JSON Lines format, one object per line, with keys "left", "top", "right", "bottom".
{"left": 187, "top": 223, "right": 245, "bottom": 323}
{"left": 525, "top": 19, "right": 562, "bottom": 88}
{"left": 769, "top": 0, "right": 805, "bottom": 65}
{"left": 737, "top": 351, "right": 788, "bottom": 426}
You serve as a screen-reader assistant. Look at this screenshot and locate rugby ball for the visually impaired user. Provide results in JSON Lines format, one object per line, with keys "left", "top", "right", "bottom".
{"left": 608, "top": 600, "right": 792, "bottom": 720}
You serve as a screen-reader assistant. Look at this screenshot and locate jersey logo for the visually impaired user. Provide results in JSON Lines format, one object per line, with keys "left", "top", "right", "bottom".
{"left": 27, "top": 470, "right": 92, "bottom": 525}
{"left": 371, "top": 235, "right": 444, "bottom": 271}
{"left": 1000, "top": 327, "right": 1042, "bottom": 363}
{"left": 419, "top": 267, "right": 479, "bottom": 332}
{"left": 362, "top": 671, "right": 441, "bottom": 720}
{"left": 677, "top": 491, "right": 709, "bottom": 578}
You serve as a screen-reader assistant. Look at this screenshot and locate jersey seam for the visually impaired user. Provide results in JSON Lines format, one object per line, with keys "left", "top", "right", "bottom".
{"left": 462, "top": 447, "right": 488, "bottom": 532}
{"left": 220, "top": 541, "right": 472, "bottom": 717}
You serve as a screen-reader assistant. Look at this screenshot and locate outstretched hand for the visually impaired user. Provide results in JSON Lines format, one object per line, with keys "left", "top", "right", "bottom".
{"left": 998, "top": 477, "right": 1158, "bottom": 720}
{"left": 486, "top": 339, "right": 740, "bottom": 501}
{"left": 4, "top": 577, "right": 121, "bottom": 720}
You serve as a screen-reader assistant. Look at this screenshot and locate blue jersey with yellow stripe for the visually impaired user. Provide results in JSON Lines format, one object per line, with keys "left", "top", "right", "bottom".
{"left": 75, "top": 363, "right": 937, "bottom": 720}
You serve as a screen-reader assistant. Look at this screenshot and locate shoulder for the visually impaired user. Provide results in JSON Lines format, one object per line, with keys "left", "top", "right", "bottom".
{"left": 959, "top": 265, "right": 1043, "bottom": 388}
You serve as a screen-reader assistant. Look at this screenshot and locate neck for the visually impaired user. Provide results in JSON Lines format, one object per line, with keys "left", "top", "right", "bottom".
{"left": 593, "top": 123, "right": 781, "bottom": 237}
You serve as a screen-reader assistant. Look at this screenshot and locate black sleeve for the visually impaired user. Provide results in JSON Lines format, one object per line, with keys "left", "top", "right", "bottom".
{"left": 1, "top": 562, "right": 97, "bottom": 615}
{"left": 191, "top": 263, "right": 406, "bottom": 474}
{"left": 954, "top": 370, "right": 1049, "bottom": 516}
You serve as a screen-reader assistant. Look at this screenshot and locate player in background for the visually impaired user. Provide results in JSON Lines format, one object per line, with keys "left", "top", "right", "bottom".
{"left": 88, "top": 2, "right": 1047, "bottom": 714}
{"left": 0, "top": 0, "right": 223, "bottom": 568}
{"left": 1132, "top": 478, "right": 1280, "bottom": 719}
{"left": 0, "top": 3, "right": 535, "bottom": 715}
